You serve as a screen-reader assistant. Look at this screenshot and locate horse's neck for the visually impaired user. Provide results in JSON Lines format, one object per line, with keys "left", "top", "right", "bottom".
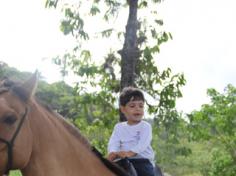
{"left": 22, "top": 103, "right": 114, "bottom": 176}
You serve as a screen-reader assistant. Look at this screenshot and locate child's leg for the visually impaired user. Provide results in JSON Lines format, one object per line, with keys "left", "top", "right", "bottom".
{"left": 130, "top": 159, "right": 155, "bottom": 176}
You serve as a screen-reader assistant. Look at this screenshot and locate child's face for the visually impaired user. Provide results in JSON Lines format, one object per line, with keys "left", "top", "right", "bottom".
{"left": 120, "top": 100, "right": 144, "bottom": 124}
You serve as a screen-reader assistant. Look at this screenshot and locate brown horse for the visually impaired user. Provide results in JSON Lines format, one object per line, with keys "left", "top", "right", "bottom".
{"left": 0, "top": 73, "right": 128, "bottom": 176}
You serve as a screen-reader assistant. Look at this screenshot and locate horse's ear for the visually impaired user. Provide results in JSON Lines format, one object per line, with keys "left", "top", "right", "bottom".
{"left": 21, "top": 71, "right": 38, "bottom": 99}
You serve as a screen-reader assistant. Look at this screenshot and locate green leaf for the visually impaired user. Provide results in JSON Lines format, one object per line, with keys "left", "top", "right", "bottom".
{"left": 45, "top": 0, "right": 58, "bottom": 8}
{"left": 60, "top": 20, "right": 73, "bottom": 35}
{"left": 101, "top": 28, "right": 113, "bottom": 38}
{"left": 90, "top": 5, "right": 100, "bottom": 16}
{"left": 155, "top": 19, "right": 163, "bottom": 26}
{"left": 139, "top": 1, "right": 148, "bottom": 8}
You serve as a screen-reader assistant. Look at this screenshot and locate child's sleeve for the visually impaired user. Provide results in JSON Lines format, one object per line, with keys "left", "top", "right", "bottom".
{"left": 130, "top": 122, "right": 152, "bottom": 154}
{"left": 108, "top": 124, "right": 120, "bottom": 153}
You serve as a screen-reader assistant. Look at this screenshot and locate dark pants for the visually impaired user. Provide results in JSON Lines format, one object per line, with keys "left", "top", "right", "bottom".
{"left": 116, "top": 158, "right": 155, "bottom": 176}
{"left": 129, "top": 158, "right": 155, "bottom": 176}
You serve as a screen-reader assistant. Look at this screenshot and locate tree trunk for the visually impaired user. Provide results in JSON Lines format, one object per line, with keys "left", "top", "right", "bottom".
{"left": 119, "top": 0, "right": 139, "bottom": 121}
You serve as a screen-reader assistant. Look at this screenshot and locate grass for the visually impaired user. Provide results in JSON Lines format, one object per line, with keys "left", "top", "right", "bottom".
{"left": 9, "top": 170, "right": 22, "bottom": 176}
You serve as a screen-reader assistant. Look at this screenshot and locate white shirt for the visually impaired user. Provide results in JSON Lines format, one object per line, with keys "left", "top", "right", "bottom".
{"left": 108, "top": 120, "right": 155, "bottom": 164}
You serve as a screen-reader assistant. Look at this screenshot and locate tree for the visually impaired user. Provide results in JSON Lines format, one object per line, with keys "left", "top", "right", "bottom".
{"left": 0, "top": 62, "right": 75, "bottom": 118}
{"left": 46, "top": 0, "right": 185, "bottom": 125}
{"left": 36, "top": 81, "right": 75, "bottom": 117}
{"left": 0, "top": 61, "right": 32, "bottom": 81}
{"left": 188, "top": 84, "right": 236, "bottom": 175}
{"left": 119, "top": 0, "right": 139, "bottom": 89}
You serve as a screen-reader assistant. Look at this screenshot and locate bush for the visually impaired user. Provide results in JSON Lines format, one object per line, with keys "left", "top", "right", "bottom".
{"left": 207, "top": 148, "right": 236, "bottom": 176}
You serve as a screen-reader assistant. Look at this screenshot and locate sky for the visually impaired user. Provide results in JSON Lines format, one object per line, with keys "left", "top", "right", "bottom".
{"left": 0, "top": 0, "right": 236, "bottom": 113}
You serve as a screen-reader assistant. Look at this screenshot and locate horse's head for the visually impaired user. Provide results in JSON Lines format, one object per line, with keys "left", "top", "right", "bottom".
{"left": 0, "top": 73, "right": 38, "bottom": 175}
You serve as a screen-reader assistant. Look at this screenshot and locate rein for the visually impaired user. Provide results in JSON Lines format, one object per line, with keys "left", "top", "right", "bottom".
{"left": 0, "top": 107, "right": 29, "bottom": 175}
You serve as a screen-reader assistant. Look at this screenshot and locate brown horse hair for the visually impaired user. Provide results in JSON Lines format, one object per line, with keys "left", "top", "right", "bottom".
{"left": 51, "top": 110, "right": 92, "bottom": 148}
{"left": 0, "top": 78, "right": 129, "bottom": 176}
{"left": 0, "top": 78, "right": 28, "bottom": 102}
{"left": 42, "top": 104, "right": 129, "bottom": 176}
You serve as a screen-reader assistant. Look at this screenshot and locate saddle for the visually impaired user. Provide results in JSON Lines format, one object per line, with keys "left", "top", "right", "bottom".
{"left": 115, "top": 157, "right": 164, "bottom": 176}
{"left": 114, "top": 158, "right": 138, "bottom": 176}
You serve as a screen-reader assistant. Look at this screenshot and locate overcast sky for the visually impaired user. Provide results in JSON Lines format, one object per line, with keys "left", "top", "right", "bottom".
{"left": 157, "top": 0, "right": 236, "bottom": 112}
{"left": 0, "top": 0, "right": 236, "bottom": 113}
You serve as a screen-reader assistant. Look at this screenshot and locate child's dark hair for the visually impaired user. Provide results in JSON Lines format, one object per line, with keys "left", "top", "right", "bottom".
{"left": 119, "top": 87, "right": 145, "bottom": 106}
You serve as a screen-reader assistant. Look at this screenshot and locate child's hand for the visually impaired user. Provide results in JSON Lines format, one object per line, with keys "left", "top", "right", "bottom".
{"left": 107, "top": 152, "right": 118, "bottom": 161}
{"left": 116, "top": 151, "right": 137, "bottom": 158}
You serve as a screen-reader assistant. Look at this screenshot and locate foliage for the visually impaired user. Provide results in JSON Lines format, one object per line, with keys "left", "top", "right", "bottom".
{"left": 45, "top": 0, "right": 185, "bottom": 140}
{"left": 153, "top": 117, "right": 202, "bottom": 175}
{"left": 0, "top": 62, "right": 32, "bottom": 81}
{"left": 9, "top": 170, "right": 22, "bottom": 176}
{"left": 71, "top": 90, "right": 119, "bottom": 154}
{"left": 207, "top": 148, "right": 236, "bottom": 176}
{"left": 74, "top": 117, "right": 115, "bottom": 155}
{"left": 188, "top": 84, "right": 236, "bottom": 175}
{"left": 36, "top": 81, "right": 75, "bottom": 117}
{"left": 0, "top": 62, "right": 75, "bottom": 118}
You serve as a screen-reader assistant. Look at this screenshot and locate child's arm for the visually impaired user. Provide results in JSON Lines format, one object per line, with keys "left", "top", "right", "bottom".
{"left": 107, "top": 124, "right": 120, "bottom": 161}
